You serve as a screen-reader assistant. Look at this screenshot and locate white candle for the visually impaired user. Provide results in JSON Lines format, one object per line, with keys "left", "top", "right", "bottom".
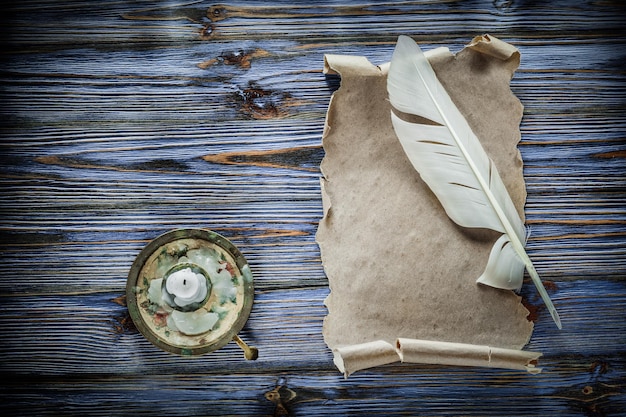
{"left": 165, "top": 267, "right": 208, "bottom": 307}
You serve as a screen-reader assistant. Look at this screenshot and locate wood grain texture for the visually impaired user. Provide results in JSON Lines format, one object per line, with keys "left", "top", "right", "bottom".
{"left": 0, "top": 1, "right": 625, "bottom": 416}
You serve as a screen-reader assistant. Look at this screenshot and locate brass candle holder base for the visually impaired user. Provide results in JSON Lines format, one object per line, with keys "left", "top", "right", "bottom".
{"left": 126, "top": 229, "right": 256, "bottom": 359}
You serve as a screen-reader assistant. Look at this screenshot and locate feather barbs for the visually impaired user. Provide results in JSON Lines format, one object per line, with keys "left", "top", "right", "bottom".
{"left": 387, "top": 35, "right": 561, "bottom": 329}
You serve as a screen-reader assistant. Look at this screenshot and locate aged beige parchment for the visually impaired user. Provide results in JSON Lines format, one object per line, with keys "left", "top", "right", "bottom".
{"left": 317, "top": 35, "right": 541, "bottom": 376}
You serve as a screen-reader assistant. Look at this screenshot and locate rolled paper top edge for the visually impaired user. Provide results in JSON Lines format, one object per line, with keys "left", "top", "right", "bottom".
{"left": 467, "top": 34, "right": 519, "bottom": 61}
{"left": 323, "top": 54, "right": 380, "bottom": 76}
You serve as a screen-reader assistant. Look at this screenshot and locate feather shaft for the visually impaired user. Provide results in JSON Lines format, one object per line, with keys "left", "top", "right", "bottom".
{"left": 388, "top": 35, "right": 561, "bottom": 329}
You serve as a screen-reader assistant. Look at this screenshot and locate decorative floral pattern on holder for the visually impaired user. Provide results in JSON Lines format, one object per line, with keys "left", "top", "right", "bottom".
{"left": 133, "top": 238, "right": 248, "bottom": 348}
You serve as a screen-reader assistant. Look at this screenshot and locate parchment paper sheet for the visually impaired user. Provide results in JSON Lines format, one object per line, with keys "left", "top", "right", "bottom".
{"left": 317, "top": 35, "right": 541, "bottom": 376}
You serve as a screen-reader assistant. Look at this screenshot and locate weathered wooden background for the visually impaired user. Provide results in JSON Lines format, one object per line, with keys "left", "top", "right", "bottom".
{"left": 1, "top": 1, "right": 625, "bottom": 415}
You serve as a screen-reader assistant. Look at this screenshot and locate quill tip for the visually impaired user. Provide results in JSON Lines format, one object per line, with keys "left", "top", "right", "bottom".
{"left": 550, "top": 308, "right": 562, "bottom": 330}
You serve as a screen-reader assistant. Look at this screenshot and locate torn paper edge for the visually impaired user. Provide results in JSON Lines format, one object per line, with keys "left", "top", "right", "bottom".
{"left": 377, "top": 34, "right": 518, "bottom": 76}
{"left": 334, "top": 339, "right": 542, "bottom": 378}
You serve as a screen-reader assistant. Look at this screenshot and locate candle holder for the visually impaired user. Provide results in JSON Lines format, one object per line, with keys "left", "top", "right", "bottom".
{"left": 126, "top": 229, "right": 257, "bottom": 358}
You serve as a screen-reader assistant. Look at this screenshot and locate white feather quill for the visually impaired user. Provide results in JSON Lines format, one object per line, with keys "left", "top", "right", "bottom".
{"left": 387, "top": 35, "right": 561, "bottom": 329}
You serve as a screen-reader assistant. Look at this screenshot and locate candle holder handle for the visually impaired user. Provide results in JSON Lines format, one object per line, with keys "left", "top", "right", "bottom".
{"left": 233, "top": 335, "right": 258, "bottom": 360}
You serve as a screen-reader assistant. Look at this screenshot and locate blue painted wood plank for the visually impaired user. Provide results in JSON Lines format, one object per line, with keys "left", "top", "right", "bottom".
{"left": 0, "top": 0, "right": 625, "bottom": 415}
